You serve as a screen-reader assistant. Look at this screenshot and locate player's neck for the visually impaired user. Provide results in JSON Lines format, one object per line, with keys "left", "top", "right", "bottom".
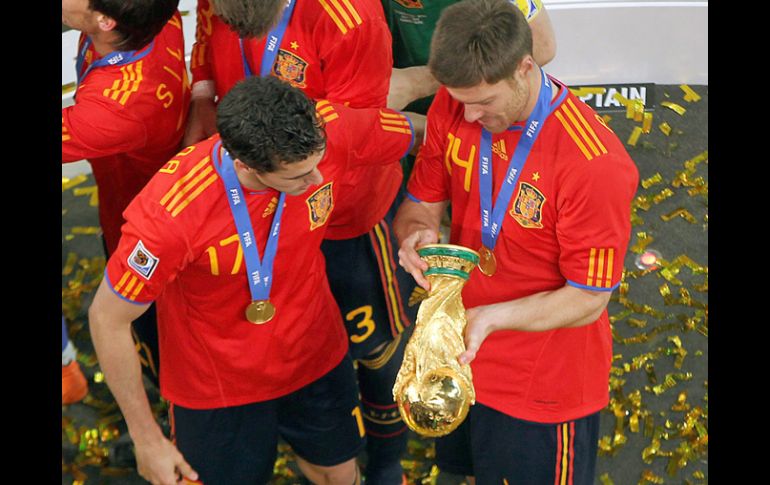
{"left": 230, "top": 153, "right": 270, "bottom": 192}
{"left": 90, "top": 31, "right": 122, "bottom": 57}
{"left": 519, "top": 67, "right": 558, "bottom": 121}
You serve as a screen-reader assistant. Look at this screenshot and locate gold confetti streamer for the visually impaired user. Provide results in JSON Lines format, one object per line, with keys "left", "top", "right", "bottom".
{"left": 671, "top": 391, "right": 690, "bottom": 411}
{"left": 62, "top": 252, "right": 78, "bottom": 276}
{"left": 627, "top": 126, "right": 643, "bottom": 146}
{"left": 641, "top": 173, "right": 663, "bottom": 189}
{"left": 602, "top": 114, "right": 613, "bottom": 125}
{"left": 661, "top": 101, "right": 687, "bottom": 115}
{"left": 71, "top": 226, "right": 102, "bottom": 235}
{"left": 683, "top": 151, "right": 708, "bottom": 172}
{"left": 680, "top": 84, "right": 702, "bottom": 102}
{"left": 667, "top": 336, "right": 687, "bottom": 368}
{"left": 633, "top": 195, "right": 652, "bottom": 211}
{"left": 613, "top": 92, "right": 631, "bottom": 107}
{"left": 651, "top": 372, "right": 693, "bottom": 395}
{"left": 642, "top": 112, "right": 653, "bottom": 133}
{"left": 599, "top": 473, "right": 615, "bottom": 485}
{"left": 659, "top": 122, "right": 672, "bottom": 136}
{"left": 661, "top": 208, "right": 697, "bottom": 224}
{"left": 652, "top": 188, "right": 674, "bottom": 204}
{"left": 640, "top": 469, "right": 665, "bottom": 484}
{"left": 659, "top": 267, "right": 682, "bottom": 286}
{"left": 630, "top": 232, "right": 654, "bottom": 253}
{"left": 628, "top": 318, "right": 647, "bottom": 328}
{"left": 62, "top": 82, "right": 76, "bottom": 95}
{"left": 73, "top": 185, "right": 100, "bottom": 206}
{"left": 62, "top": 174, "right": 88, "bottom": 191}
{"left": 610, "top": 309, "right": 633, "bottom": 323}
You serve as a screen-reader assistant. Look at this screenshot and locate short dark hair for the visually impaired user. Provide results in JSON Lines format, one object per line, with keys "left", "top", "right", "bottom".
{"left": 428, "top": 0, "right": 532, "bottom": 88}
{"left": 211, "top": 0, "right": 286, "bottom": 39}
{"left": 90, "top": 0, "right": 179, "bottom": 51}
{"left": 216, "top": 76, "right": 326, "bottom": 173}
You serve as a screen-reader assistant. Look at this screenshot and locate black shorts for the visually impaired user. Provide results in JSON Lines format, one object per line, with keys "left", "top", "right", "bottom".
{"left": 436, "top": 403, "right": 601, "bottom": 485}
{"left": 321, "top": 190, "right": 421, "bottom": 360}
{"left": 170, "top": 354, "right": 366, "bottom": 485}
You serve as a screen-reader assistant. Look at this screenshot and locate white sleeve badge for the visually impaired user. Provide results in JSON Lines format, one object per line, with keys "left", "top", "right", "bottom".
{"left": 127, "top": 240, "right": 160, "bottom": 280}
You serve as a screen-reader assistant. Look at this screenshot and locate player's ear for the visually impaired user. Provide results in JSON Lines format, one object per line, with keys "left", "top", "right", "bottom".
{"left": 517, "top": 55, "right": 535, "bottom": 78}
{"left": 96, "top": 14, "right": 117, "bottom": 33}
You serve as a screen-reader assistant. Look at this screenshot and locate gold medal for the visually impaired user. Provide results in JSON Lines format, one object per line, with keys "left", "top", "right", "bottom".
{"left": 478, "top": 246, "right": 497, "bottom": 276}
{"left": 245, "top": 300, "right": 276, "bottom": 324}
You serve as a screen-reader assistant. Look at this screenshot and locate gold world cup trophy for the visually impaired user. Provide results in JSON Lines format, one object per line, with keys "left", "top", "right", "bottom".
{"left": 392, "top": 244, "right": 479, "bottom": 437}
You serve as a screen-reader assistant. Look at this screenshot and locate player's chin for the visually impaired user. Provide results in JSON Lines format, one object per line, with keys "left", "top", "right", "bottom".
{"left": 288, "top": 186, "right": 310, "bottom": 196}
{"left": 481, "top": 121, "right": 507, "bottom": 134}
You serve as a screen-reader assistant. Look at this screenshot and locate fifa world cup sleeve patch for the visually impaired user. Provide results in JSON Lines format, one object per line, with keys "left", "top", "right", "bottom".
{"left": 127, "top": 240, "right": 160, "bottom": 280}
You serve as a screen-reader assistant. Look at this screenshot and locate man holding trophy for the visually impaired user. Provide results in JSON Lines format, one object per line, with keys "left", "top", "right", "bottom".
{"left": 393, "top": 0, "right": 639, "bottom": 483}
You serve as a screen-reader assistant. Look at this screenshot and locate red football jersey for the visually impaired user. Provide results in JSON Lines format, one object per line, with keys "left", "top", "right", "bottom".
{"left": 62, "top": 12, "right": 191, "bottom": 255}
{"left": 105, "top": 103, "right": 413, "bottom": 409}
{"left": 408, "top": 79, "right": 639, "bottom": 423}
{"left": 190, "top": 0, "right": 400, "bottom": 239}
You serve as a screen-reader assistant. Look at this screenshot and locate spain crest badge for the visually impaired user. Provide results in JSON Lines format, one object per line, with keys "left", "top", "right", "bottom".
{"left": 510, "top": 182, "right": 546, "bottom": 229}
{"left": 306, "top": 182, "right": 334, "bottom": 231}
{"left": 273, "top": 49, "right": 308, "bottom": 89}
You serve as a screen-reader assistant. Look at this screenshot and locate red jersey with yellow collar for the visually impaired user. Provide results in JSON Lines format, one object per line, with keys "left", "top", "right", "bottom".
{"left": 105, "top": 103, "right": 412, "bottom": 409}
{"left": 191, "top": 0, "right": 401, "bottom": 239}
{"left": 62, "top": 12, "right": 191, "bottom": 255}
{"left": 407, "top": 78, "right": 639, "bottom": 423}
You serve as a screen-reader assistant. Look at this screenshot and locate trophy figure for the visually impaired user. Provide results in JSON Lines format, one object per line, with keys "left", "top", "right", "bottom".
{"left": 393, "top": 244, "right": 479, "bottom": 437}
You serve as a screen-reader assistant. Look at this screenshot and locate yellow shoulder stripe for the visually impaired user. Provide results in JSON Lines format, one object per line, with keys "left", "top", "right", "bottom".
{"left": 554, "top": 101, "right": 608, "bottom": 161}
{"left": 114, "top": 271, "right": 145, "bottom": 301}
{"left": 318, "top": 0, "right": 363, "bottom": 34}
{"left": 380, "top": 112, "right": 411, "bottom": 135}
{"left": 565, "top": 99, "right": 607, "bottom": 154}
{"left": 160, "top": 156, "right": 219, "bottom": 217}
{"left": 586, "top": 247, "right": 615, "bottom": 288}
{"left": 102, "top": 61, "right": 144, "bottom": 106}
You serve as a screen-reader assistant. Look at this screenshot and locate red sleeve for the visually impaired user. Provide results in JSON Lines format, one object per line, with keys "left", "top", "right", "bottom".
{"left": 321, "top": 102, "right": 413, "bottom": 166}
{"left": 104, "top": 191, "right": 191, "bottom": 304}
{"left": 319, "top": 19, "right": 392, "bottom": 108}
{"left": 62, "top": 96, "right": 147, "bottom": 163}
{"left": 189, "top": 0, "right": 216, "bottom": 84}
{"left": 406, "top": 88, "right": 453, "bottom": 203}
{"left": 556, "top": 153, "right": 639, "bottom": 291}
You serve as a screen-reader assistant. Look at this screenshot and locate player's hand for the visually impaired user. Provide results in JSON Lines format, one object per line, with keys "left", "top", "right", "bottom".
{"left": 182, "top": 97, "right": 218, "bottom": 147}
{"left": 134, "top": 436, "right": 198, "bottom": 485}
{"left": 398, "top": 228, "right": 438, "bottom": 291}
{"left": 459, "top": 305, "right": 497, "bottom": 365}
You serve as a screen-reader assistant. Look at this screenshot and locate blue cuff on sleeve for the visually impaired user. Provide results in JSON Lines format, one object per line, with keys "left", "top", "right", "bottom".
{"left": 104, "top": 268, "right": 154, "bottom": 305}
{"left": 566, "top": 279, "right": 620, "bottom": 292}
{"left": 405, "top": 191, "right": 423, "bottom": 203}
{"left": 399, "top": 111, "right": 416, "bottom": 159}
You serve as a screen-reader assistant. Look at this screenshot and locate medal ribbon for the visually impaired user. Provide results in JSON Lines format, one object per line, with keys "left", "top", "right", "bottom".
{"left": 478, "top": 69, "right": 565, "bottom": 251}
{"left": 239, "top": 0, "right": 297, "bottom": 78}
{"left": 213, "top": 141, "right": 286, "bottom": 303}
{"left": 76, "top": 36, "right": 154, "bottom": 87}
